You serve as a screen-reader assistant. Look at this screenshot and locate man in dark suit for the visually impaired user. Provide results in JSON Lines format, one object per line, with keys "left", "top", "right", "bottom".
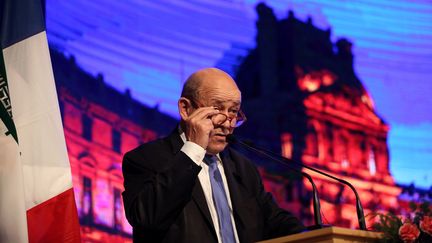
{"left": 122, "top": 68, "right": 305, "bottom": 243}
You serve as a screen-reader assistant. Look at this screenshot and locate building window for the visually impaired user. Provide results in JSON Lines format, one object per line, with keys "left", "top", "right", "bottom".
{"left": 281, "top": 133, "right": 293, "bottom": 159}
{"left": 368, "top": 149, "right": 376, "bottom": 175}
{"left": 82, "top": 113, "right": 93, "bottom": 141}
{"left": 113, "top": 188, "right": 123, "bottom": 231}
{"left": 326, "top": 124, "right": 334, "bottom": 161}
{"left": 81, "top": 176, "right": 93, "bottom": 224}
{"left": 341, "top": 157, "right": 350, "bottom": 169}
{"left": 112, "top": 129, "right": 121, "bottom": 153}
{"left": 305, "top": 126, "right": 318, "bottom": 157}
{"left": 338, "top": 135, "right": 349, "bottom": 167}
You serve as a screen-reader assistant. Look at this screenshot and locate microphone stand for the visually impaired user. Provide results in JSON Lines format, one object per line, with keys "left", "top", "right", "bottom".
{"left": 228, "top": 136, "right": 324, "bottom": 229}
{"left": 228, "top": 135, "right": 367, "bottom": 230}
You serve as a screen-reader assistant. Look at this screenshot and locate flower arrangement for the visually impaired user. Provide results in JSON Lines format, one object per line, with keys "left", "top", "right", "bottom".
{"left": 369, "top": 201, "right": 431, "bottom": 243}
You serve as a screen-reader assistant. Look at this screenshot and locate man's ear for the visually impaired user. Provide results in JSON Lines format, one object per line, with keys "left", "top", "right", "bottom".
{"left": 178, "top": 97, "right": 191, "bottom": 120}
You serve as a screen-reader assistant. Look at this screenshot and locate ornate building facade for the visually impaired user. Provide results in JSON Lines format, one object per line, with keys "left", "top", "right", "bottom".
{"left": 234, "top": 3, "right": 401, "bottom": 228}
{"left": 51, "top": 50, "right": 177, "bottom": 242}
{"left": 48, "top": 3, "right": 416, "bottom": 241}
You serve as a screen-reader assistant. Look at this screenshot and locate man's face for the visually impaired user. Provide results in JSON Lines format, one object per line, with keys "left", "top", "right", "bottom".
{"left": 197, "top": 82, "right": 242, "bottom": 154}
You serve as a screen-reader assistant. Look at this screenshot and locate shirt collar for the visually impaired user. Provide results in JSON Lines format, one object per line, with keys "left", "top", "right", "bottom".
{"left": 178, "top": 125, "right": 222, "bottom": 163}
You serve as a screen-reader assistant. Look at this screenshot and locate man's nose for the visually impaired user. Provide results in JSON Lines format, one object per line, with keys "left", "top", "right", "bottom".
{"left": 220, "top": 116, "right": 233, "bottom": 129}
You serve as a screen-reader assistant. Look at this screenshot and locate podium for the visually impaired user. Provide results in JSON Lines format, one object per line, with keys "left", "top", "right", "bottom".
{"left": 257, "top": 226, "right": 383, "bottom": 243}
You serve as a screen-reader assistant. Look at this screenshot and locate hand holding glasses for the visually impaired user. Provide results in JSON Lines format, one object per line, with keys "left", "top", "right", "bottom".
{"left": 188, "top": 98, "right": 247, "bottom": 128}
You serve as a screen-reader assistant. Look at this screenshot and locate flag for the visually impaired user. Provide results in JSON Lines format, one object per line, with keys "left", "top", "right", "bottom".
{"left": 0, "top": 0, "right": 81, "bottom": 242}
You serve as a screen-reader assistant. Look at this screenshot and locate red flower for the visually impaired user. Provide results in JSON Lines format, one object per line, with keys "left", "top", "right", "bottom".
{"left": 399, "top": 222, "right": 420, "bottom": 243}
{"left": 420, "top": 215, "right": 432, "bottom": 236}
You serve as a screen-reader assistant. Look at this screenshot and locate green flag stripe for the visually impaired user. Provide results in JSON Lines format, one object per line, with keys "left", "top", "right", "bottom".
{"left": 0, "top": 51, "right": 18, "bottom": 143}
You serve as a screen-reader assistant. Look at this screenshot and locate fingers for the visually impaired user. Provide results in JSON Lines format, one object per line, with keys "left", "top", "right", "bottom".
{"left": 185, "top": 106, "right": 218, "bottom": 134}
{"left": 187, "top": 106, "right": 219, "bottom": 121}
{"left": 183, "top": 106, "right": 220, "bottom": 149}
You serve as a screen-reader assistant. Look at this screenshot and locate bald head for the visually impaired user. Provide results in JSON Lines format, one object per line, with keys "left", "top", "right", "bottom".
{"left": 181, "top": 68, "right": 240, "bottom": 101}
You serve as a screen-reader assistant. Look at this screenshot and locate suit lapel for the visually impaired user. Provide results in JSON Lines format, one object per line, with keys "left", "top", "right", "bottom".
{"left": 220, "top": 149, "right": 251, "bottom": 242}
{"left": 191, "top": 180, "right": 216, "bottom": 235}
{"left": 167, "top": 129, "right": 217, "bottom": 237}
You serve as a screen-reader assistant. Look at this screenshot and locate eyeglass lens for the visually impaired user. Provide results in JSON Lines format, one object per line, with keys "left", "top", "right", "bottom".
{"left": 211, "top": 113, "right": 244, "bottom": 128}
{"left": 188, "top": 98, "right": 246, "bottom": 127}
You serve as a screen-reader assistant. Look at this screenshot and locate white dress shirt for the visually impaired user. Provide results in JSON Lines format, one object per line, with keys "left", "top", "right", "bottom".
{"left": 179, "top": 130, "right": 240, "bottom": 243}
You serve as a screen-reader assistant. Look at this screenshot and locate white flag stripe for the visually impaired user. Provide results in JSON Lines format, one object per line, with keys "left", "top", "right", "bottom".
{"left": 3, "top": 31, "right": 72, "bottom": 210}
{"left": 0, "top": 123, "right": 28, "bottom": 242}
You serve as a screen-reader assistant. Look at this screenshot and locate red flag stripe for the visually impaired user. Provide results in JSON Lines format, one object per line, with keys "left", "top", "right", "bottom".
{"left": 27, "top": 188, "right": 81, "bottom": 243}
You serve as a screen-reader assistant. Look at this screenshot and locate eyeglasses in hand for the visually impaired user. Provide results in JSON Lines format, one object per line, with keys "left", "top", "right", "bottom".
{"left": 188, "top": 98, "right": 247, "bottom": 128}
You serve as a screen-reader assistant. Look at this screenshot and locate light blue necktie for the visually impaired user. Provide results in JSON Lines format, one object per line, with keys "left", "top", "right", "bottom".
{"left": 204, "top": 155, "right": 235, "bottom": 243}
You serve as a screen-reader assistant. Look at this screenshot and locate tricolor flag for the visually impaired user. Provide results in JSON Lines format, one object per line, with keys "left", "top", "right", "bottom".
{"left": 0, "top": 0, "right": 81, "bottom": 242}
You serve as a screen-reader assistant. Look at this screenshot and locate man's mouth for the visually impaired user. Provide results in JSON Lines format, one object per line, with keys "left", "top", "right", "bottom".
{"left": 214, "top": 133, "right": 228, "bottom": 140}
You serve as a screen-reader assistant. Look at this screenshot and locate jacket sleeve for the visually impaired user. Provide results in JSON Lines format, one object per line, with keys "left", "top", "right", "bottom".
{"left": 122, "top": 147, "right": 201, "bottom": 231}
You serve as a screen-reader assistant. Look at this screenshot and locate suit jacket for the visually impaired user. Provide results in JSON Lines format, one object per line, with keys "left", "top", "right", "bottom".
{"left": 122, "top": 130, "right": 305, "bottom": 243}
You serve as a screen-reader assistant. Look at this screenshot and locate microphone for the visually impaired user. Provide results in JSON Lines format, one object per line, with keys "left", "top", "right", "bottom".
{"left": 226, "top": 135, "right": 324, "bottom": 229}
{"left": 227, "top": 134, "right": 367, "bottom": 230}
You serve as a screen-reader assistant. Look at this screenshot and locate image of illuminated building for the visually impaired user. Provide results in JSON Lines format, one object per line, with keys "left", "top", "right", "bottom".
{"left": 43, "top": 0, "right": 432, "bottom": 241}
